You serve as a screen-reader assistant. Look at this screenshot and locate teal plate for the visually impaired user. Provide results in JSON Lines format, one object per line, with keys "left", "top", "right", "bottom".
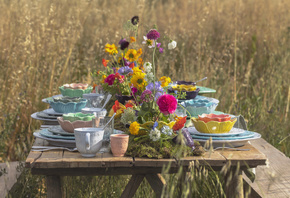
{"left": 48, "top": 126, "right": 74, "bottom": 136}
{"left": 196, "top": 86, "right": 216, "bottom": 94}
{"left": 40, "top": 128, "right": 75, "bottom": 140}
{"left": 190, "top": 131, "right": 255, "bottom": 140}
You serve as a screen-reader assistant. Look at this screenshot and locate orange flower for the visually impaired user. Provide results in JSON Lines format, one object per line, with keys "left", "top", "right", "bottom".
{"left": 129, "top": 62, "right": 135, "bottom": 69}
{"left": 102, "top": 59, "right": 109, "bottom": 67}
{"left": 172, "top": 116, "right": 187, "bottom": 131}
{"left": 130, "top": 36, "right": 136, "bottom": 43}
{"left": 137, "top": 48, "right": 142, "bottom": 57}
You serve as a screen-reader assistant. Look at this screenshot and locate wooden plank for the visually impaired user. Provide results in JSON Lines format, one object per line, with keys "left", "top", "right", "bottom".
{"left": 134, "top": 157, "right": 177, "bottom": 167}
{"left": 218, "top": 143, "right": 267, "bottom": 168}
{"left": 46, "top": 176, "right": 62, "bottom": 198}
{"left": 0, "top": 161, "right": 23, "bottom": 198}
{"left": 243, "top": 138, "right": 290, "bottom": 198}
{"left": 145, "top": 174, "right": 166, "bottom": 198}
{"left": 61, "top": 151, "right": 103, "bottom": 168}
{"left": 32, "top": 151, "right": 64, "bottom": 168}
{"left": 102, "top": 152, "right": 133, "bottom": 167}
{"left": 120, "top": 175, "right": 145, "bottom": 198}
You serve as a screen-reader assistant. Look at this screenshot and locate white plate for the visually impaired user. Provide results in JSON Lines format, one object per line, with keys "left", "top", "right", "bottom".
{"left": 42, "top": 94, "right": 63, "bottom": 103}
{"left": 187, "top": 127, "right": 245, "bottom": 137}
{"left": 43, "top": 108, "right": 63, "bottom": 116}
{"left": 31, "top": 112, "right": 59, "bottom": 123}
{"left": 194, "top": 132, "right": 261, "bottom": 148}
{"left": 33, "top": 132, "right": 76, "bottom": 148}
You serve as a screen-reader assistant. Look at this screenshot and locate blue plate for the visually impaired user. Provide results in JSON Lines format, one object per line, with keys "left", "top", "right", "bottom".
{"left": 39, "top": 128, "right": 75, "bottom": 140}
{"left": 190, "top": 131, "right": 255, "bottom": 140}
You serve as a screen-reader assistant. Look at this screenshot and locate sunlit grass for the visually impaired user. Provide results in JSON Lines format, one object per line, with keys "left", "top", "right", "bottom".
{"left": 1, "top": 0, "right": 289, "bottom": 197}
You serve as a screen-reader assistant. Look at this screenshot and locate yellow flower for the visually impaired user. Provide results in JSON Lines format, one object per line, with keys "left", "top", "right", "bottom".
{"left": 132, "top": 67, "right": 142, "bottom": 74}
{"left": 105, "top": 43, "right": 118, "bottom": 55}
{"left": 159, "top": 76, "right": 172, "bottom": 87}
{"left": 129, "top": 121, "right": 140, "bottom": 135}
{"left": 131, "top": 72, "right": 147, "bottom": 89}
{"left": 125, "top": 49, "right": 140, "bottom": 62}
{"left": 130, "top": 36, "right": 136, "bottom": 43}
{"left": 136, "top": 48, "right": 142, "bottom": 57}
{"left": 101, "top": 75, "right": 107, "bottom": 83}
{"left": 138, "top": 58, "right": 144, "bottom": 66}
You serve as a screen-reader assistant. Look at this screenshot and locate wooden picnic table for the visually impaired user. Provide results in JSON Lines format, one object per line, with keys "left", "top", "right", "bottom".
{"left": 25, "top": 137, "right": 267, "bottom": 198}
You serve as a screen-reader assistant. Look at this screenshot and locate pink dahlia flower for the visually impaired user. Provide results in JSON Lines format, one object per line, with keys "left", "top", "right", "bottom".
{"left": 104, "top": 74, "right": 116, "bottom": 85}
{"left": 146, "top": 29, "right": 160, "bottom": 40}
{"left": 157, "top": 94, "right": 177, "bottom": 115}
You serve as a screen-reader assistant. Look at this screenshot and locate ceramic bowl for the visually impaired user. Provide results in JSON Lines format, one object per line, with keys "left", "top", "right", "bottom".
{"left": 53, "top": 96, "right": 82, "bottom": 103}
{"left": 180, "top": 98, "right": 219, "bottom": 117}
{"left": 191, "top": 118, "right": 237, "bottom": 134}
{"left": 63, "top": 83, "right": 89, "bottom": 90}
{"left": 198, "top": 113, "right": 231, "bottom": 123}
{"left": 48, "top": 99, "right": 87, "bottom": 113}
{"left": 57, "top": 117, "right": 93, "bottom": 133}
{"left": 63, "top": 112, "right": 95, "bottom": 122}
{"left": 59, "top": 86, "right": 93, "bottom": 98}
{"left": 168, "top": 88, "right": 200, "bottom": 100}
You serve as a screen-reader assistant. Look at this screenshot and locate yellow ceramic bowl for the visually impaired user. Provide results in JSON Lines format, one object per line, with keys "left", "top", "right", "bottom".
{"left": 191, "top": 118, "right": 237, "bottom": 134}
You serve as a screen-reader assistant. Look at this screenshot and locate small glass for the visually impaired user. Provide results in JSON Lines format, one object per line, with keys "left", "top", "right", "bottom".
{"left": 98, "top": 116, "right": 114, "bottom": 153}
{"left": 175, "top": 105, "right": 187, "bottom": 117}
{"left": 83, "top": 93, "right": 105, "bottom": 108}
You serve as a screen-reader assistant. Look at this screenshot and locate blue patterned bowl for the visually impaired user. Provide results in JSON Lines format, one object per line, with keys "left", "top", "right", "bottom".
{"left": 180, "top": 98, "right": 219, "bottom": 117}
{"left": 48, "top": 99, "right": 87, "bottom": 113}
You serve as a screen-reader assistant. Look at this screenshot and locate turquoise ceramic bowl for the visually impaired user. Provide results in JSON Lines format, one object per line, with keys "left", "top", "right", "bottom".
{"left": 63, "top": 112, "right": 95, "bottom": 122}
{"left": 59, "top": 86, "right": 93, "bottom": 98}
{"left": 48, "top": 99, "right": 87, "bottom": 113}
{"left": 180, "top": 98, "right": 219, "bottom": 117}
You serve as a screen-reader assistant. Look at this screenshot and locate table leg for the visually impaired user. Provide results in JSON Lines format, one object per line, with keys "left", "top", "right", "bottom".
{"left": 46, "top": 176, "right": 62, "bottom": 198}
{"left": 120, "top": 175, "right": 145, "bottom": 198}
{"left": 225, "top": 168, "right": 244, "bottom": 198}
{"left": 145, "top": 174, "right": 166, "bottom": 198}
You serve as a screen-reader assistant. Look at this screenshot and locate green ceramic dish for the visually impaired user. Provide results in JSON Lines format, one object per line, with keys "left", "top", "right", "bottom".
{"left": 59, "top": 86, "right": 93, "bottom": 97}
{"left": 53, "top": 96, "right": 82, "bottom": 103}
{"left": 62, "top": 112, "right": 95, "bottom": 122}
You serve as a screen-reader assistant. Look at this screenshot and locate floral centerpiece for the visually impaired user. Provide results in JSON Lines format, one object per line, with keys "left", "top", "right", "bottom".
{"left": 93, "top": 16, "right": 203, "bottom": 158}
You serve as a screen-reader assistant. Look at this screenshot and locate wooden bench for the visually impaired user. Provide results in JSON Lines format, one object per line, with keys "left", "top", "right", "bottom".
{"left": 244, "top": 138, "right": 290, "bottom": 198}
{"left": 0, "top": 161, "right": 23, "bottom": 198}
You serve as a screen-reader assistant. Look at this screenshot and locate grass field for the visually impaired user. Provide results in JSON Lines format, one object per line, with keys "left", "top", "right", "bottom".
{"left": 0, "top": 0, "right": 289, "bottom": 197}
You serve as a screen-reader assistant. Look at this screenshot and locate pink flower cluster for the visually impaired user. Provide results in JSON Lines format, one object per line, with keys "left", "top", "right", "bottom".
{"left": 157, "top": 94, "right": 177, "bottom": 115}
{"left": 147, "top": 29, "right": 160, "bottom": 40}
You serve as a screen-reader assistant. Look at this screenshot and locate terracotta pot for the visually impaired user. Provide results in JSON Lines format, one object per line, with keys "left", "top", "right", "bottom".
{"left": 115, "top": 94, "right": 134, "bottom": 105}
{"left": 110, "top": 134, "right": 129, "bottom": 157}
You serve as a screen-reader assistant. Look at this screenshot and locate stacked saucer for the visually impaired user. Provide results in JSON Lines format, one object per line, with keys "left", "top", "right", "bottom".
{"left": 31, "top": 108, "right": 62, "bottom": 125}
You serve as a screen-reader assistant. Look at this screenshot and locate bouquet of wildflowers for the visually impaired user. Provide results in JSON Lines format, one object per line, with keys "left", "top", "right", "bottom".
{"left": 94, "top": 16, "right": 203, "bottom": 158}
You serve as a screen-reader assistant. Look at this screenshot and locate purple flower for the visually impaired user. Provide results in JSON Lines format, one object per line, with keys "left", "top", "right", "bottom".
{"left": 147, "top": 29, "right": 160, "bottom": 40}
{"left": 118, "top": 66, "right": 133, "bottom": 75}
{"left": 119, "top": 38, "right": 129, "bottom": 50}
{"left": 159, "top": 47, "right": 164, "bottom": 53}
{"left": 152, "top": 121, "right": 159, "bottom": 130}
{"left": 141, "top": 90, "right": 153, "bottom": 102}
{"left": 146, "top": 82, "right": 164, "bottom": 99}
{"left": 157, "top": 43, "right": 161, "bottom": 48}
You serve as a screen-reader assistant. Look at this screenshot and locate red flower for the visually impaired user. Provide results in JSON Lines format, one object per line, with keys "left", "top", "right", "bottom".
{"left": 172, "top": 116, "right": 187, "bottom": 131}
{"left": 112, "top": 101, "right": 121, "bottom": 113}
{"left": 129, "top": 62, "right": 135, "bottom": 69}
{"left": 114, "top": 73, "right": 125, "bottom": 83}
{"left": 125, "top": 103, "right": 133, "bottom": 108}
{"left": 104, "top": 74, "right": 115, "bottom": 85}
{"left": 156, "top": 94, "right": 177, "bottom": 115}
{"left": 102, "top": 59, "right": 109, "bottom": 67}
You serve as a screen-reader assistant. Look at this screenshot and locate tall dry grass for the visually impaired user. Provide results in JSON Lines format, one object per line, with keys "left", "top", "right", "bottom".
{"left": 0, "top": 0, "right": 289, "bottom": 197}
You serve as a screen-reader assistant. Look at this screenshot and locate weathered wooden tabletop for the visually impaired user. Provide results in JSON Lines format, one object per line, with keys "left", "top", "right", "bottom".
{"left": 25, "top": 138, "right": 267, "bottom": 198}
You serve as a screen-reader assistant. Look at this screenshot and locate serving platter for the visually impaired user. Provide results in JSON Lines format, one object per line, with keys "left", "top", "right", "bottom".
{"left": 196, "top": 86, "right": 216, "bottom": 94}
{"left": 39, "top": 129, "right": 75, "bottom": 140}
{"left": 190, "top": 131, "right": 255, "bottom": 140}
{"left": 187, "top": 127, "right": 244, "bottom": 137}
{"left": 43, "top": 108, "right": 63, "bottom": 116}
{"left": 31, "top": 112, "right": 59, "bottom": 123}
{"left": 194, "top": 132, "right": 261, "bottom": 148}
{"left": 33, "top": 132, "right": 76, "bottom": 148}
{"left": 48, "top": 125, "right": 74, "bottom": 136}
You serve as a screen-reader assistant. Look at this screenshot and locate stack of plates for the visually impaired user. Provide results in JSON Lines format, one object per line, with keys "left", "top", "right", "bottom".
{"left": 31, "top": 108, "right": 62, "bottom": 125}
{"left": 33, "top": 126, "right": 124, "bottom": 148}
{"left": 187, "top": 127, "right": 261, "bottom": 147}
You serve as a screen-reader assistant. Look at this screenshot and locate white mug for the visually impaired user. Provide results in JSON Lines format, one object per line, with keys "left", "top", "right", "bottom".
{"left": 74, "top": 128, "right": 104, "bottom": 157}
